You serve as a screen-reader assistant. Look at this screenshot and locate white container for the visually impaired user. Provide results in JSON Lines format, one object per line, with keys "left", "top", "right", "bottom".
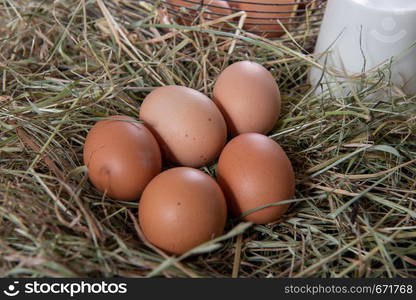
{"left": 310, "top": 0, "right": 416, "bottom": 95}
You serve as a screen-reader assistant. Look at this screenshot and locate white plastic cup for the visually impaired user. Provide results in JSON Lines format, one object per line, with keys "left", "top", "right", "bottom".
{"left": 309, "top": 0, "right": 416, "bottom": 95}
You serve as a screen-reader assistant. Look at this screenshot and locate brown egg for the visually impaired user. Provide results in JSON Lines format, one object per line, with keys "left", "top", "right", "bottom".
{"left": 140, "top": 85, "right": 227, "bottom": 167}
{"left": 232, "top": 0, "right": 296, "bottom": 38}
{"left": 83, "top": 116, "right": 161, "bottom": 201}
{"left": 167, "top": 0, "right": 232, "bottom": 22}
{"left": 217, "top": 133, "right": 295, "bottom": 224}
{"left": 213, "top": 61, "right": 281, "bottom": 136}
{"left": 139, "top": 167, "right": 227, "bottom": 255}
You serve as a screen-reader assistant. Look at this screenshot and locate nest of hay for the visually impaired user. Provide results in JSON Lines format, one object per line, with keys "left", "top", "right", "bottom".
{"left": 0, "top": 0, "right": 415, "bottom": 277}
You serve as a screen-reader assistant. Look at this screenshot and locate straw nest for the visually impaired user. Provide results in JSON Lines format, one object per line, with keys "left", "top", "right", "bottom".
{"left": 0, "top": 0, "right": 415, "bottom": 277}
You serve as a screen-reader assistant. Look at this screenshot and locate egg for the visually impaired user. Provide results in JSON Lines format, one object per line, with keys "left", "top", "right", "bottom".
{"left": 213, "top": 61, "right": 281, "bottom": 136}
{"left": 139, "top": 167, "right": 227, "bottom": 255}
{"left": 140, "top": 85, "right": 227, "bottom": 167}
{"left": 167, "top": 0, "right": 232, "bottom": 21}
{"left": 232, "top": 0, "right": 296, "bottom": 38}
{"left": 217, "top": 133, "right": 295, "bottom": 224}
{"left": 83, "top": 116, "right": 162, "bottom": 201}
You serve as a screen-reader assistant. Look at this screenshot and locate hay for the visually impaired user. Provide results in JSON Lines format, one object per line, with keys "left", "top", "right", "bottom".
{"left": 0, "top": 0, "right": 415, "bottom": 278}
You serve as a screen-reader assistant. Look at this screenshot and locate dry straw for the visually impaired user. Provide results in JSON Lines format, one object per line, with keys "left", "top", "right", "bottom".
{"left": 0, "top": 0, "right": 415, "bottom": 277}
